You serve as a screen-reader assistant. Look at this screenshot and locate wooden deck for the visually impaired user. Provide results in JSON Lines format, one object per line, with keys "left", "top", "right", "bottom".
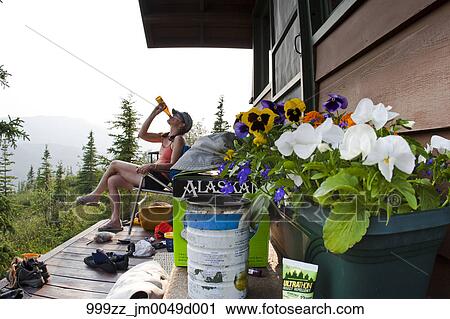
{"left": 0, "top": 220, "right": 174, "bottom": 299}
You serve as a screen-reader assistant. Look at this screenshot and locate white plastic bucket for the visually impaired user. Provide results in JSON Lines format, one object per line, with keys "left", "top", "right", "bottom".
{"left": 185, "top": 195, "right": 250, "bottom": 299}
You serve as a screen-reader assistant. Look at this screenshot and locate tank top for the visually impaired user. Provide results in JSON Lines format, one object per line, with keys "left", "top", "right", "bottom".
{"left": 157, "top": 138, "right": 173, "bottom": 179}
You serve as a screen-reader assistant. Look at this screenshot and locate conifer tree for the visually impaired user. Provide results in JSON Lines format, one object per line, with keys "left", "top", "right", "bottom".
{"left": 212, "top": 95, "right": 230, "bottom": 133}
{"left": 78, "top": 131, "right": 99, "bottom": 193}
{"left": 36, "top": 145, "right": 52, "bottom": 190}
{"left": 0, "top": 143, "right": 15, "bottom": 196}
{"left": 107, "top": 97, "right": 140, "bottom": 162}
{"left": 53, "top": 161, "right": 65, "bottom": 202}
{"left": 26, "top": 165, "right": 35, "bottom": 191}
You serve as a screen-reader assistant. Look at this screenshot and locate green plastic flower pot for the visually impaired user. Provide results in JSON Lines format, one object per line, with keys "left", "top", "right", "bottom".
{"left": 270, "top": 204, "right": 450, "bottom": 298}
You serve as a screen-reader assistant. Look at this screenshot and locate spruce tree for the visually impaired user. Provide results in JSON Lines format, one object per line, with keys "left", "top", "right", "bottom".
{"left": 36, "top": 145, "right": 52, "bottom": 190}
{"left": 0, "top": 64, "right": 11, "bottom": 89}
{"left": 53, "top": 162, "right": 65, "bottom": 202}
{"left": 212, "top": 95, "right": 230, "bottom": 133}
{"left": 107, "top": 97, "right": 140, "bottom": 162}
{"left": 26, "top": 165, "right": 35, "bottom": 191}
{"left": 78, "top": 131, "right": 99, "bottom": 193}
{"left": 0, "top": 143, "right": 16, "bottom": 196}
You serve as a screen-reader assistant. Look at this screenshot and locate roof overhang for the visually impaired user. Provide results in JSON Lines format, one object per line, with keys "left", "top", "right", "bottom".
{"left": 138, "top": 0, "right": 256, "bottom": 49}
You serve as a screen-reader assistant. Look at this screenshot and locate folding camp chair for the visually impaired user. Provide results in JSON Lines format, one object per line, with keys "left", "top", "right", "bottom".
{"left": 122, "top": 145, "right": 190, "bottom": 242}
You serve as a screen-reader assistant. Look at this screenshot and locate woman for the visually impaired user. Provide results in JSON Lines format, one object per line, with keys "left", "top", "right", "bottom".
{"left": 76, "top": 104, "right": 193, "bottom": 232}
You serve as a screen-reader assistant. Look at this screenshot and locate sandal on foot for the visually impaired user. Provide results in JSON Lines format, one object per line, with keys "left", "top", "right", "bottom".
{"left": 75, "top": 195, "right": 100, "bottom": 206}
{"left": 98, "top": 223, "right": 123, "bottom": 233}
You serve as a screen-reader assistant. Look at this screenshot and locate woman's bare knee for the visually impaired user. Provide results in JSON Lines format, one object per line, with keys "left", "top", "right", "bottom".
{"left": 107, "top": 175, "right": 121, "bottom": 189}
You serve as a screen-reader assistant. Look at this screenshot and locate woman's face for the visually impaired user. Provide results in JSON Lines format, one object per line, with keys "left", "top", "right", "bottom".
{"left": 167, "top": 114, "right": 185, "bottom": 131}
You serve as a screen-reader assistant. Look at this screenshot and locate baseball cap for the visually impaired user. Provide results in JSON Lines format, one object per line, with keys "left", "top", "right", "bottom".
{"left": 172, "top": 109, "right": 193, "bottom": 134}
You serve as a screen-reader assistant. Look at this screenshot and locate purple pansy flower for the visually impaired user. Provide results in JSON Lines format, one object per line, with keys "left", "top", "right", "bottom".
{"left": 261, "top": 165, "right": 271, "bottom": 180}
{"left": 220, "top": 181, "right": 234, "bottom": 195}
{"left": 237, "top": 162, "right": 251, "bottom": 186}
{"left": 261, "top": 100, "right": 286, "bottom": 124}
{"left": 323, "top": 94, "right": 348, "bottom": 112}
{"left": 274, "top": 186, "right": 285, "bottom": 205}
{"left": 229, "top": 161, "right": 235, "bottom": 170}
{"left": 234, "top": 122, "right": 249, "bottom": 139}
{"left": 426, "top": 158, "right": 434, "bottom": 165}
{"left": 217, "top": 162, "right": 226, "bottom": 174}
{"left": 339, "top": 122, "right": 348, "bottom": 128}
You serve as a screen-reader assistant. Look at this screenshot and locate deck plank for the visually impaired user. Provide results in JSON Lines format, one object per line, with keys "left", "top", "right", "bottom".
{"left": 45, "top": 275, "right": 115, "bottom": 294}
{"left": 30, "top": 285, "right": 107, "bottom": 299}
{"left": 46, "top": 264, "right": 123, "bottom": 283}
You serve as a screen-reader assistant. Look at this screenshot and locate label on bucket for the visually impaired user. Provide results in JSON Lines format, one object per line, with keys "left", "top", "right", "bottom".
{"left": 188, "top": 274, "right": 247, "bottom": 299}
{"left": 187, "top": 244, "right": 248, "bottom": 267}
{"left": 188, "top": 261, "right": 247, "bottom": 284}
{"left": 186, "top": 226, "right": 249, "bottom": 249}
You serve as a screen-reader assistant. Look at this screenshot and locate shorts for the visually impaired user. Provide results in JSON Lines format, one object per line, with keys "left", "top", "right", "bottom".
{"left": 142, "top": 172, "right": 170, "bottom": 191}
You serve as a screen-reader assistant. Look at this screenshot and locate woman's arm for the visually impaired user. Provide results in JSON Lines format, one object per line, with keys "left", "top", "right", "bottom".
{"left": 136, "top": 136, "right": 185, "bottom": 174}
{"left": 138, "top": 105, "right": 164, "bottom": 142}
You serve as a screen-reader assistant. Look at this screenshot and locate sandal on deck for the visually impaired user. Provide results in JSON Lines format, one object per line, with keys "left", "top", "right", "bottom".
{"left": 0, "top": 287, "right": 23, "bottom": 299}
{"left": 83, "top": 249, "right": 117, "bottom": 273}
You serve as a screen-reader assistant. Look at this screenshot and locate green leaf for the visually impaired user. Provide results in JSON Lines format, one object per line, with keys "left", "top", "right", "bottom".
{"left": 323, "top": 198, "right": 370, "bottom": 254}
{"left": 342, "top": 166, "right": 368, "bottom": 178}
{"left": 417, "top": 182, "right": 440, "bottom": 211}
{"left": 311, "top": 172, "right": 327, "bottom": 180}
{"left": 313, "top": 171, "right": 359, "bottom": 199}
{"left": 391, "top": 176, "right": 418, "bottom": 210}
{"left": 302, "top": 162, "right": 327, "bottom": 172}
{"left": 397, "top": 203, "right": 413, "bottom": 214}
{"left": 274, "top": 178, "right": 294, "bottom": 188}
{"left": 283, "top": 161, "right": 296, "bottom": 170}
{"left": 246, "top": 192, "right": 271, "bottom": 229}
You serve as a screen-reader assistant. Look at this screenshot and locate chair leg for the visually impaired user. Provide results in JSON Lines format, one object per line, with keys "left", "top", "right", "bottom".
{"left": 128, "top": 176, "right": 145, "bottom": 237}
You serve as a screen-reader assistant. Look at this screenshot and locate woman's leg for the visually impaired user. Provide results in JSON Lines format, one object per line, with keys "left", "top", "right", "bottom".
{"left": 103, "top": 175, "right": 134, "bottom": 228}
{"left": 78, "top": 160, "right": 141, "bottom": 204}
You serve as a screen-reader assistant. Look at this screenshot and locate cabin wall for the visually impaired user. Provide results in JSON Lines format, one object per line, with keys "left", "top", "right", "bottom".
{"left": 315, "top": 0, "right": 450, "bottom": 140}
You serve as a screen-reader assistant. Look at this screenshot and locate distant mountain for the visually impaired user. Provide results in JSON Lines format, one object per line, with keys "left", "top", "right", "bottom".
{"left": 4, "top": 116, "right": 159, "bottom": 184}
{"left": 1, "top": 116, "right": 112, "bottom": 183}
{"left": 7, "top": 116, "right": 112, "bottom": 153}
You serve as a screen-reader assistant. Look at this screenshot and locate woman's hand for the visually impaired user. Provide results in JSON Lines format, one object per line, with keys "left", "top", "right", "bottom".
{"left": 151, "top": 104, "right": 165, "bottom": 116}
{"left": 136, "top": 163, "right": 156, "bottom": 175}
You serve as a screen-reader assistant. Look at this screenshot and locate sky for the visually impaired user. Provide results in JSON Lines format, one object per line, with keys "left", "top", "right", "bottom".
{"left": 0, "top": 0, "right": 253, "bottom": 134}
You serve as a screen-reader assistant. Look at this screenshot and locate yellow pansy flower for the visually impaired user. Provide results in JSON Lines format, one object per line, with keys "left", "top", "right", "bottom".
{"left": 253, "top": 133, "right": 267, "bottom": 146}
{"left": 284, "top": 98, "right": 306, "bottom": 123}
{"left": 224, "top": 149, "right": 235, "bottom": 161}
{"left": 242, "top": 107, "right": 277, "bottom": 134}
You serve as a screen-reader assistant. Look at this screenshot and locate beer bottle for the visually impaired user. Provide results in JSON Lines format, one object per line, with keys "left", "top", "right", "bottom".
{"left": 155, "top": 96, "right": 172, "bottom": 117}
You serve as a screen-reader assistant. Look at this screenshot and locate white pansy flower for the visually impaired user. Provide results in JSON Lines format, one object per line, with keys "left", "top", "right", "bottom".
{"left": 318, "top": 143, "right": 332, "bottom": 153}
{"left": 275, "top": 119, "right": 344, "bottom": 159}
{"left": 418, "top": 144, "right": 432, "bottom": 164}
{"left": 291, "top": 123, "right": 322, "bottom": 159}
{"left": 339, "top": 124, "right": 377, "bottom": 160}
{"left": 274, "top": 131, "right": 295, "bottom": 156}
{"left": 287, "top": 173, "right": 303, "bottom": 187}
{"left": 430, "top": 135, "right": 450, "bottom": 154}
{"left": 316, "top": 118, "right": 344, "bottom": 149}
{"left": 351, "top": 98, "right": 399, "bottom": 130}
{"left": 363, "top": 135, "right": 415, "bottom": 182}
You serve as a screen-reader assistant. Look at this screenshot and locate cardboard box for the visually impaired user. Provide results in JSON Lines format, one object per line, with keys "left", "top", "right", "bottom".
{"left": 172, "top": 173, "right": 270, "bottom": 267}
